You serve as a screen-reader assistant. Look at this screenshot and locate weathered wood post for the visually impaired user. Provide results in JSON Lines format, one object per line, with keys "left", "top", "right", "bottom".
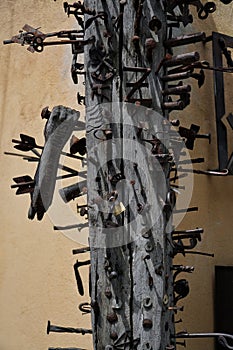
{"left": 84, "top": 1, "right": 175, "bottom": 348}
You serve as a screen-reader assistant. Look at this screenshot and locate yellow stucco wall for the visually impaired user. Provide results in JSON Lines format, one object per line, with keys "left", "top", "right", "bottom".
{"left": 0, "top": 1, "right": 232, "bottom": 350}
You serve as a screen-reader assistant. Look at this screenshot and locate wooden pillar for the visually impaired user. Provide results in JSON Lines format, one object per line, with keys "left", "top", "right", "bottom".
{"left": 84, "top": 1, "right": 175, "bottom": 349}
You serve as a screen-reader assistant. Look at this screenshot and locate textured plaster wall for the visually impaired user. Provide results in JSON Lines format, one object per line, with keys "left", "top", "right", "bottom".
{"left": 0, "top": 2, "right": 90, "bottom": 350}
{"left": 0, "top": 1, "right": 232, "bottom": 350}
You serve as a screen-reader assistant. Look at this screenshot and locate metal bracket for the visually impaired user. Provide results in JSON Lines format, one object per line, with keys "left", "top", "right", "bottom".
{"left": 212, "top": 32, "right": 233, "bottom": 172}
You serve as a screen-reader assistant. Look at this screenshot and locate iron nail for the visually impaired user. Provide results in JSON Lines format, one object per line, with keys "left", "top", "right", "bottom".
{"left": 164, "top": 32, "right": 206, "bottom": 48}
{"left": 47, "top": 320, "right": 92, "bottom": 335}
{"left": 162, "top": 84, "right": 191, "bottom": 96}
{"left": 72, "top": 247, "right": 90, "bottom": 255}
{"left": 162, "top": 100, "right": 186, "bottom": 111}
{"left": 163, "top": 51, "right": 200, "bottom": 68}
{"left": 143, "top": 318, "right": 153, "bottom": 329}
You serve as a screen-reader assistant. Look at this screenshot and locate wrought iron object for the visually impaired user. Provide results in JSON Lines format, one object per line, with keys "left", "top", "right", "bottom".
{"left": 161, "top": 69, "right": 205, "bottom": 87}
{"left": 77, "top": 92, "right": 85, "bottom": 105}
{"left": 73, "top": 259, "right": 91, "bottom": 296}
{"left": 166, "top": 0, "right": 216, "bottom": 20}
{"left": 47, "top": 321, "right": 92, "bottom": 335}
{"left": 70, "top": 135, "right": 86, "bottom": 155}
{"left": 163, "top": 51, "right": 200, "bottom": 68}
{"left": 125, "top": 68, "right": 151, "bottom": 100}
{"left": 64, "top": 1, "right": 96, "bottom": 16}
{"left": 212, "top": 32, "right": 233, "bottom": 171}
{"left": 167, "top": 14, "right": 193, "bottom": 27}
{"left": 178, "top": 124, "right": 211, "bottom": 150}
{"left": 85, "top": 12, "right": 108, "bottom": 30}
{"left": 172, "top": 265, "right": 195, "bottom": 280}
{"left": 178, "top": 167, "right": 229, "bottom": 176}
{"left": 174, "top": 279, "right": 190, "bottom": 304}
{"left": 59, "top": 181, "right": 87, "bottom": 203}
{"left": 173, "top": 207, "right": 198, "bottom": 214}
{"left": 3, "top": 24, "right": 89, "bottom": 53}
{"left": 93, "top": 128, "right": 113, "bottom": 141}
{"left": 72, "top": 247, "right": 90, "bottom": 255}
{"left": 48, "top": 348, "right": 86, "bottom": 350}
{"left": 91, "top": 84, "right": 111, "bottom": 101}
{"left": 175, "top": 332, "right": 233, "bottom": 349}
{"left": 71, "top": 55, "right": 85, "bottom": 84}
{"left": 164, "top": 32, "right": 206, "bottom": 48}
{"left": 78, "top": 302, "right": 91, "bottom": 314}
{"left": 162, "top": 84, "right": 191, "bottom": 96}
{"left": 11, "top": 175, "right": 35, "bottom": 195}
{"left": 54, "top": 223, "right": 89, "bottom": 231}
{"left": 12, "top": 133, "right": 85, "bottom": 161}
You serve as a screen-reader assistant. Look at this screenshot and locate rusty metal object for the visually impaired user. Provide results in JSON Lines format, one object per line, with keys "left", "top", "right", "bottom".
{"left": 63, "top": 1, "right": 96, "bottom": 16}
{"left": 106, "top": 311, "right": 118, "bottom": 324}
{"left": 77, "top": 92, "right": 85, "bottom": 105}
{"left": 91, "top": 84, "right": 111, "bottom": 101}
{"left": 168, "top": 305, "right": 184, "bottom": 312}
{"left": 70, "top": 135, "right": 86, "bottom": 155}
{"left": 167, "top": 14, "right": 193, "bottom": 27}
{"left": 163, "top": 51, "right": 200, "bottom": 68}
{"left": 162, "top": 100, "right": 185, "bottom": 111}
{"left": 72, "top": 247, "right": 90, "bottom": 255}
{"left": 73, "top": 259, "right": 91, "bottom": 296}
{"left": 47, "top": 320, "right": 92, "bottom": 335}
{"left": 104, "top": 288, "right": 112, "bottom": 299}
{"left": 125, "top": 68, "right": 151, "bottom": 99}
{"left": 11, "top": 175, "right": 35, "bottom": 195}
{"left": 143, "top": 318, "right": 153, "bottom": 329}
{"left": 59, "top": 181, "right": 87, "bottom": 203}
{"left": 174, "top": 279, "right": 190, "bottom": 304}
{"left": 161, "top": 69, "right": 205, "bottom": 88}
{"left": 93, "top": 128, "right": 112, "bottom": 141}
{"left": 110, "top": 332, "right": 118, "bottom": 341}
{"left": 164, "top": 32, "right": 206, "bottom": 48}
{"left": 162, "top": 84, "right": 191, "bottom": 96}
{"left": 85, "top": 12, "right": 108, "bottom": 30}
{"left": 41, "top": 106, "right": 51, "bottom": 119}
{"left": 78, "top": 302, "right": 91, "bottom": 314}
{"left": 175, "top": 332, "right": 233, "bottom": 350}
{"left": 149, "top": 16, "right": 162, "bottom": 32}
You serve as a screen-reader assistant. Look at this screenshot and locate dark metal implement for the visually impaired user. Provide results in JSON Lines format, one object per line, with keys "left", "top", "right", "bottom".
{"left": 47, "top": 321, "right": 92, "bottom": 335}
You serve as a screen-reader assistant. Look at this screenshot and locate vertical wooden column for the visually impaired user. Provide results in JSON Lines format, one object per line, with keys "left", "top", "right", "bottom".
{"left": 84, "top": 1, "right": 174, "bottom": 349}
